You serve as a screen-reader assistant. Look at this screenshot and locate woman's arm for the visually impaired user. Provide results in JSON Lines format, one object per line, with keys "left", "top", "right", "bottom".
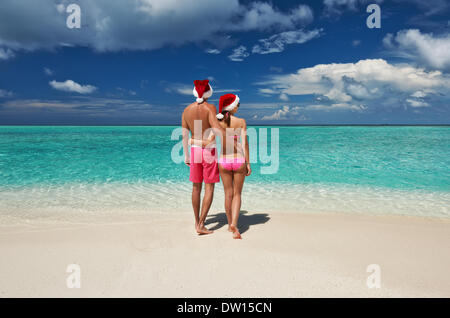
{"left": 240, "top": 119, "right": 251, "bottom": 176}
{"left": 189, "top": 131, "right": 215, "bottom": 147}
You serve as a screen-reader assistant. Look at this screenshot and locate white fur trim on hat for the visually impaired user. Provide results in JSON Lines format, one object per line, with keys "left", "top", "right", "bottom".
{"left": 223, "top": 95, "right": 239, "bottom": 111}
{"left": 216, "top": 113, "right": 224, "bottom": 119}
{"left": 193, "top": 85, "right": 213, "bottom": 103}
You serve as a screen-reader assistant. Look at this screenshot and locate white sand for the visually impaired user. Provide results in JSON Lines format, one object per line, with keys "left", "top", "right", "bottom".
{"left": 0, "top": 212, "right": 449, "bottom": 297}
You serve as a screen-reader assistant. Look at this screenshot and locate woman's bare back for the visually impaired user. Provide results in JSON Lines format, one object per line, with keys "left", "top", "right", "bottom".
{"left": 220, "top": 115, "right": 246, "bottom": 158}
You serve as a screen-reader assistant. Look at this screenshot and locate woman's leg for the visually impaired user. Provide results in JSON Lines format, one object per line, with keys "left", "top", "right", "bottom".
{"left": 219, "top": 164, "right": 234, "bottom": 231}
{"left": 230, "top": 164, "right": 246, "bottom": 239}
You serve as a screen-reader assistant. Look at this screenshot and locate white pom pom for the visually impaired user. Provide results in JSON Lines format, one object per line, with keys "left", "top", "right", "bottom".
{"left": 196, "top": 98, "right": 204, "bottom": 103}
{"left": 216, "top": 113, "right": 224, "bottom": 119}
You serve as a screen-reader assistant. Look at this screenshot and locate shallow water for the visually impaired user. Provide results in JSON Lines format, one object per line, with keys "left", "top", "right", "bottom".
{"left": 0, "top": 126, "right": 449, "bottom": 222}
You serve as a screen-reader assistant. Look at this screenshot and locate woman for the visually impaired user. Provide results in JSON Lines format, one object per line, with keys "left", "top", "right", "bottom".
{"left": 191, "top": 93, "right": 251, "bottom": 239}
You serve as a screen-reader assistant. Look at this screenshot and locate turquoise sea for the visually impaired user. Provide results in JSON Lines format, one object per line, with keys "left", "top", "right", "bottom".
{"left": 0, "top": 126, "right": 449, "bottom": 222}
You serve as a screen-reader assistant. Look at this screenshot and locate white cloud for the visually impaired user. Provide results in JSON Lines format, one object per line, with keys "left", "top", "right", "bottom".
{"left": 164, "top": 84, "right": 193, "bottom": 95}
{"left": 393, "top": 0, "right": 449, "bottom": 17}
{"left": 261, "top": 105, "right": 303, "bottom": 120}
{"left": 346, "top": 83, "right": 372, "bottom": 99}
{"left": 2, "top": 97, "right": 154, "bottom": 111}
{"left": 258, "top": 59, "right": 450, "bottom": 111}
{"left": 229, "top": 28, "right": 321, "bottom": 62}
{"left": 406, "top": 90, "right": 431, "bottom": 108}
{"left": 0, "top": 1, "right": 314, "bottom": 55}
{"left": 262, "top": 105, "right": 289, "bottom": 120}
{"left": 411, "top": 90, "right": 427, "bottom": 98}
{"left": 323, "top": 0, "right": 359, "bottom": 15}
{"left": 215, "top": 88, "right": 241, "bottom": 93}
{"left": 254, "top": 102, "right": 366, "bottom": 116}
{"left": 305, "top": 103, "right": 367, "bottom": 111}
{"left": 55, "top": 4, "right": 65, "bottom": 14}
{"left": 261, "top": 105, "right": 308, "bottom": 120}
{"left": 323, "top": 0, "right": 383, "bottom": 16}
{"left": 0, "top": 47, "right": 14, "bottom": 60}
{"left": 382, "top": 33, "right": 395, "bottom": 49}
{"left": 115, "top": 87, "right": 137, "bottom": 96}
{"left": 49, "top": 80, "right": 97, "bottom": 94}
{"left": 261, "top": 59, "right": 447, "bottom": 96}
{"left": 252, "top": 29, "right": 323, "bottom": 54}
{"left": 231, "top": 3, "right": 313, "bottom": 31}
{"left": 406, "top": 99, "right": 430, "bottom": 107}
{"left": 383, "top": 29, "right": 450, "bottom": 70}
{"left": 258, "top": 88, "right": 279, "bottom": 95}
{"left": 279, "top": 93, "right": 289, "bottom": 101}
{"left": 165, "top": 83, "right": 240, "bottom": 95}
{"left": 3, "top": 99, "right": 72, "bottom": 108}
{"left": 43, "top": 67, "right": 54, "bottom": 76}
{"left": 205, "top": 49, "right": 221, "bottom": 54}
{"left": 269, "top": 66, "right": 283, "bottom": 73}
{"left": 0, "top": 97, "right": 179, "bottom": 124}
{"left": 228, "top": 45, "right": 249, "bottom": 61}
{"left": 0, "top": 89, "right": 13, "bottom": 97}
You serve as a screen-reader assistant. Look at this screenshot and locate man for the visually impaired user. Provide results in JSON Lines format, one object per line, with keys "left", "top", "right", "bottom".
{"left": 182, "top": 79, "right": 223, "bottom": 235}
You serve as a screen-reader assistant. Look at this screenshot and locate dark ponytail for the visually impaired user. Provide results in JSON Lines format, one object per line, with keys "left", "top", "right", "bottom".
{"left": 218, "top": 111, "right": 231, "bottom": 127}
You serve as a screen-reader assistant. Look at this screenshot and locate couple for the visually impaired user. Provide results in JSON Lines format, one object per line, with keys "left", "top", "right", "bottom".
{"left": 182, "top": 79, "right": 251, "bottom": 239}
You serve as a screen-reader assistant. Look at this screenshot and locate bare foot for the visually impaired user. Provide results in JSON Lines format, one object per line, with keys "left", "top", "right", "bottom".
{"left": 196, "top": 224, "right": 214, "bottom": 235}
{"left": 230, "top": 224, "right": 242, "bottom": 239}
{"left": 227, "top": 225, "right": 233, "bottom": 232}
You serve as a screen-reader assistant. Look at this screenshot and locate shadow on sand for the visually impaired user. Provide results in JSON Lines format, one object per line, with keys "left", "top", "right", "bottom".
{"left": 205, "top": 210, "right": 270, "bottom": 234}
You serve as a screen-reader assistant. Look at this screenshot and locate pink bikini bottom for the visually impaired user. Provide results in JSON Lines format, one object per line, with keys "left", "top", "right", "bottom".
{"left": 218, "top": 157, "right": 245, "bottom": 172}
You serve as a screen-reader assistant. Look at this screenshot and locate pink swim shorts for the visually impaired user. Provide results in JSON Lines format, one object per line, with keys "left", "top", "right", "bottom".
{"left": 189, "top": 146, "right": 220, "bottom": 183}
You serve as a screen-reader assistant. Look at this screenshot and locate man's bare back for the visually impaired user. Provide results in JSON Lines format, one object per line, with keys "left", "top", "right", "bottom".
{"left": 182, "top": 101, "right": 219, "bottom": 140}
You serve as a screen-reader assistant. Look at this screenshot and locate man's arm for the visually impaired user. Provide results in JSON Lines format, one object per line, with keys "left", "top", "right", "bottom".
{"left": 181, "top": 112, "right": 190, "bottom": 166}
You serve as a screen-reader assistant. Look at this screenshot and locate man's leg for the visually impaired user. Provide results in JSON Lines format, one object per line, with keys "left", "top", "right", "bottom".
{"left": 196, "top": 147, "right": 218, "bottom": 235}
{"left": 197, "top": 182, "right": 214, "bottom": 235}
{"left": 192, "top": 182, "right": 202, "bottom": 228}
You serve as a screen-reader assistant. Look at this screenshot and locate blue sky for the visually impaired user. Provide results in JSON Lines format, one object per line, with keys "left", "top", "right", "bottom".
{"left": 0, "top": 0, "right": 449, "bottom": 125}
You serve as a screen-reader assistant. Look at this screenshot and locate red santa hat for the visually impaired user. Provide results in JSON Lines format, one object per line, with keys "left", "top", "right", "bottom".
{"left": 217, "top": 93, "right": 240, "bottom": 119}
{"left": 193, "top": 79, "right": 213, "bottom": 103}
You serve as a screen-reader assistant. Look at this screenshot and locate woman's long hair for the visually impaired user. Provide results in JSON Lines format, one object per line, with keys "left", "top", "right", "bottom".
{"left": 218, "top": 111, "right": 231, "bottom": 127}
